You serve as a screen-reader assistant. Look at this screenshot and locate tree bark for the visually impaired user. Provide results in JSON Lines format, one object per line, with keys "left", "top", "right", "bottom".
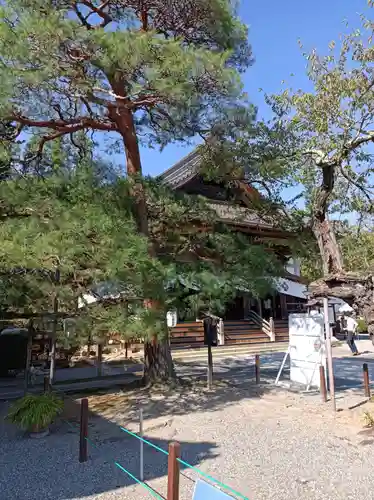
{"left": 312, "top": 165, "right": 344, "bottom": 275}
{"left": 309, "top": 165, "right": 374, "bottom": 333}
{"left": 109, "top": 89, "right": 176, "bottom": 384}
{"left": 313, "top": 217, "right": 343, "bottom": 275}
{"left": 108, "top": 80, "right": 150, "bottom": 238}
{"left": 143, "top": 336, "right": 176, "bottom": 386}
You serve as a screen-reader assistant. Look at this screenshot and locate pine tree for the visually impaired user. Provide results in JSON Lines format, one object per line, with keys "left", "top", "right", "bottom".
{"left": 0, "top": 149, "right": 282, "bottom": 382}
{"left": 0, "top": 0, "right": 253, "bottom": 382}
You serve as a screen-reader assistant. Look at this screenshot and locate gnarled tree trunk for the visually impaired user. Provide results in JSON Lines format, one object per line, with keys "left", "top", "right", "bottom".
{"left": 309, "top": 164, "right": 374, "bottom": 334}
{"left": 313, "top": 217, "right": 343, "bottom": 276}
{"left": 312, "top": 164, "right": 343, "bottom": 275}
{"left": 110, "top": 88, "right": 176, "bottom": 384}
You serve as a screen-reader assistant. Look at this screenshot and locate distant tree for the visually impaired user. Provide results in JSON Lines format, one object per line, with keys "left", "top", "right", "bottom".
{"left": 261, "top": 9, "right": 374, "bottom": 331}
{"left": 301, "top": 222, "right": 374, "bottom": 283}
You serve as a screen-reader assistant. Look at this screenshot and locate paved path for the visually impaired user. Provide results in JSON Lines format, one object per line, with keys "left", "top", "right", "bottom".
{"left": 1, "top": 339, "right": 374, "bottom": 400}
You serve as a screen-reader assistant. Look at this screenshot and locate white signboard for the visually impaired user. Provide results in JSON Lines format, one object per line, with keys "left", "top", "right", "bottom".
{"left": 193, "top": 480, "right": 235, "bottom": 500}
{"left": 289, "top": 313, "right": 326, "bottom": 389}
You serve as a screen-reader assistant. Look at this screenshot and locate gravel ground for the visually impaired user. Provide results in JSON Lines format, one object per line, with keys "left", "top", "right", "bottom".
{"left": 2, "top": 343, "right": 374, "bottom": 500}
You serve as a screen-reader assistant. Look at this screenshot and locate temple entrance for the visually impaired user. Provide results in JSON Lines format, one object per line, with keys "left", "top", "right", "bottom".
{"left": 225, "top": 297, "right": 244, "bottom": 320}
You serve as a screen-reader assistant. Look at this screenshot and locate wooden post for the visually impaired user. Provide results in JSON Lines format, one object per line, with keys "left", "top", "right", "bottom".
{"left": 363, "top": 363, "right": 371, "bottom": 398}
{"left": 43, "top": 375, "right": 50, "bottom": 393}
{"left": 97, "top": 343, "right": 103, "bottom": 377}
{"left": 319, "top": 365, "right": 327, "bottom": 402}
{"left": 255, "top": 354, "right": 260, "bottom": 384}
{"left": 207, "top": 342, "right": 213, "bottom": 390}
{"left": 323, "top": 298, "right": 336, "bottom": 411}
{"left": 269, "top": 317, "right": 275, "bottom": 342}
{"left": 24, "top": 329, "right": 33, "bottom": 394}
{"left": 79, "top": 398, "right": 89, "bottom": 463}
{"left": 139, "top": 407, "right": 144, "bottom": 481}
{"left": 167, "top": 441, "right": 180, "bottom": 500}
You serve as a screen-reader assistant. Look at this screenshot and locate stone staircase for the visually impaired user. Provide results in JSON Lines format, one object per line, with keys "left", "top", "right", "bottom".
{"left": 171, "top": 341, "right": 287, "bottom": 362}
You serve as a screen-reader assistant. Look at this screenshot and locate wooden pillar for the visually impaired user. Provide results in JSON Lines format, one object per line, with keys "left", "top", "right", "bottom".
{"left": 207, "top": 342, "right": 213, "bottom": 390}
{"left": 319, "top": 365, "right": 327, "bottom": 402}
{"left": 43, "top": 375, "right": 50, "bottom": 393}
{"left": 324, "top": 298, "right": 336, "bottom": 411}
{"left": 79, "top": 398, "right": 89, "bottom": 463}
{"left": 280, "top": 294, "right": 287, "bottom": 319}
{"left": 97, "top": 343, "right": 103, "bottom": 377}
{"left": 363, "top": 363, "right": 370, "bottom": 398}
{"left": 255, "top": 354, "right": 260, "bottom": 384}
{"left": 167, "top": 442, "right": 180, "bottom": 500}
{"left": 269, "top": 317, "right": 275, "bottom": 341}
{"left": 24, "top": 326, "right": 33, "bottom": 394}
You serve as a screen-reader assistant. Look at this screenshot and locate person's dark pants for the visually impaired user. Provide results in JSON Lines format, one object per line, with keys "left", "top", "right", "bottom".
{"left": 347, "top": 331, "right": 358, "bottom": 354}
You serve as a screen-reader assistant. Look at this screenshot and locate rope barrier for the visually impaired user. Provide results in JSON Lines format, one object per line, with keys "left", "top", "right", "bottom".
{"left": 177, "top": 458, "right": 249, "bottom": 500}
{"left": 114, "top": 462, "right": 163, "bottom": 500}
{"left": 120, "top": 426, "right": 169, "bottom": 456}
{"left": 119, "top": 424, "right": 248, "bottom": 500}
{"left": 61, "top": 415, "right": 161, "bottom": 499}
{"left": 61, "top": 391, "right": 248, "bottom": 500}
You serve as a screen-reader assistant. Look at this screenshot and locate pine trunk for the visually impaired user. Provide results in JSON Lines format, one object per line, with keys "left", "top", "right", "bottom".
{"left": 109, "top": 88, "right": 176, "bottom": 384}
{"left": 143, "top": 338, "right": 176, "bottom": 386}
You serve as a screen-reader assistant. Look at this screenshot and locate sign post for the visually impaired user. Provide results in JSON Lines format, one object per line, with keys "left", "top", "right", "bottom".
{"left": 323, "top": 298, "right": 336, "bottom": 411}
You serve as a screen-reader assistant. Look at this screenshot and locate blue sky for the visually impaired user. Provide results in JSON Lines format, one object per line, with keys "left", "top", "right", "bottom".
{"left": 136, "top": 0, "right": 371, "bottom": 177}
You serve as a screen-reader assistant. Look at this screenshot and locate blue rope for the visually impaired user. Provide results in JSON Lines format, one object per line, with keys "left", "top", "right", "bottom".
{"left": 177, "top": 458, "right": 249, "bottom": 500}
{"left": 119, "top": 427, "right": 169, "bottom": 456}
{"left": 63, "top": 419, "right": 161, "bottom": 499}
{"left": 65, "top": 413, "right": 247, "bottom": 500}
{"left": 119, "top": 425, "right": 248, "bottom": 499}
{"left": 114, "top": 462, "right": 163, "bottom": 500}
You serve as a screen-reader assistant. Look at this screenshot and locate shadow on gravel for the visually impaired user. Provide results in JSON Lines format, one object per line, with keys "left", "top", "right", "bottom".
{"left": 0, "top": 396, "right": 218, "bottom": 500}
{"left": 0, "top": 360, "right": 271, "bottom": 500}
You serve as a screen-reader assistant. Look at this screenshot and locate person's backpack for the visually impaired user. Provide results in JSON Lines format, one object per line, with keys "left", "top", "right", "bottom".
{"left": 335, "top": 318, "right": 347, "bottom": 340}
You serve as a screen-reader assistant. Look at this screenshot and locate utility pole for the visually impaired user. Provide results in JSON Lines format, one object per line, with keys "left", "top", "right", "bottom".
{"left": 323, "top": 297, "right": 336, "bottom": 411}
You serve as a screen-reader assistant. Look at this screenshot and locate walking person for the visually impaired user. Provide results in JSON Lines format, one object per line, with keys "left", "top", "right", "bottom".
{"left": 342, "top": 311, "right": 359, "bottom": 356}
{"left": 263, "top": 297, "right": 272, "bottom": 321}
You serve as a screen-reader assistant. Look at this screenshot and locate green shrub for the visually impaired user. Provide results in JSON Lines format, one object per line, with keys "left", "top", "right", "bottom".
{"left": 364, "top": 411, "right": 374, "bottom": 427}
{"left": 7, "top": 393, "right": 63, "bottom": 432}
{"left": 357, "top": 318, "right": 368, "bottom": 333}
